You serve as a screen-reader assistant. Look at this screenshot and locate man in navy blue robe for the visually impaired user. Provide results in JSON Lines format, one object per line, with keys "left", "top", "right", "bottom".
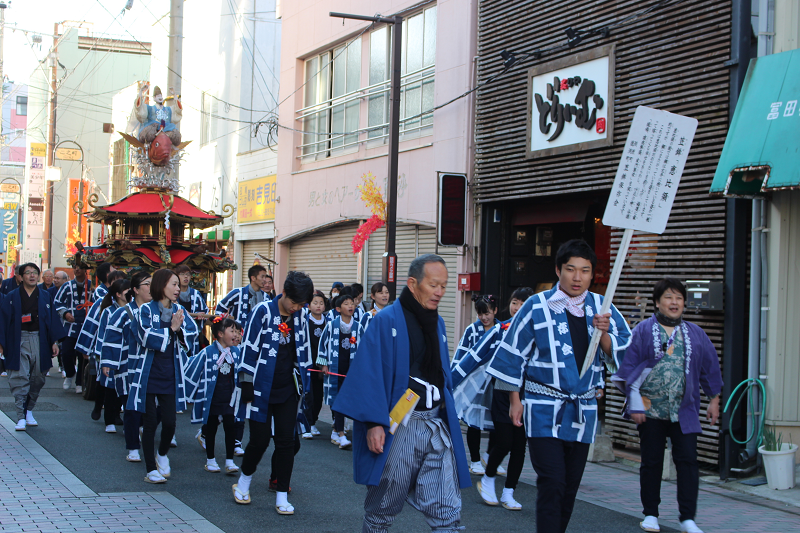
{"left": 0, "top": 263, "right": 66, "bottom": 430}
{"left": 334, "top": 254, "right": 470, "bottom": 532}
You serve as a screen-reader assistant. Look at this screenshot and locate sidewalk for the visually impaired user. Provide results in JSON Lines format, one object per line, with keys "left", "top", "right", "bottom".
{"left": 467, "top": 428, "right": 800, "bottom": 533}
{"left": 0, "top": 410, "right": 222, "bottom": 533}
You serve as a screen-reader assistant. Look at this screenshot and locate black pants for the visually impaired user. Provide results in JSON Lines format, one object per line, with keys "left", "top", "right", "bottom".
{"left": 638, "top": 418, "right": 698, "bottom": 522}
{"left": 466, "top": 427, "right": 496, "bottom": 463}
{"left": 487, "top": 421, "right": 526, "bottom": 489}
{"left": 528, "top": 437, "right": 590, "bottom": 533}
{"left": 202, "top": 411, "right": 236, "bottom": 460}
{"left": 120, "top": 395, "right": 143, "bottom": 451}
{"left": 333, "top": 410, "right": 345, "bottom": 433}
{"left": 241, "top": 395, "right": 298, "bottom": 492}
{"left": 61, "top": 337, "right": 83, "bottom": 383}
{"left": 234, "top": 420, "right": 245, "bottom": 447}
{"left": 310, "top": 370, "right": 324, "bottom": 425}
{"left": 142, "top": 393, "right": 177, "bottom": 473}
{"left": 95, "top": 385, "right": 121, "bottom": 426}
{"left": 270, "top": 432, "right": 301, "bottom": 482}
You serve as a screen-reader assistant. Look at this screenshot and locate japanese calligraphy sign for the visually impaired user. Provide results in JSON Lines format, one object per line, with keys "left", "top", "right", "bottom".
{"left": 526, "top": 45, "right": 615, "bottom": 158}
{"left": 602, "top": 106, "right": 698, "bottom": 234}
{"left": 0, "top": 204, "right": 18, "bottom": 254}
{"left": 237, "top": 175, "right": 276, "bottom": 224}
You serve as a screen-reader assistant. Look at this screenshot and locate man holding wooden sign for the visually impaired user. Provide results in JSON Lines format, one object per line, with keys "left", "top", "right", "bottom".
{"left": 487, "top": 106, "right": 698, "bottom": 533}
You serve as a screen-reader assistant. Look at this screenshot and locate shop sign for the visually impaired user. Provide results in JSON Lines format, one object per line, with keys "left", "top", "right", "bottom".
{"left": 237, "top": 175, "right": 276, "bottom": 223}
{"left": 526, "top": 45, "right": 615, "bottom": 158}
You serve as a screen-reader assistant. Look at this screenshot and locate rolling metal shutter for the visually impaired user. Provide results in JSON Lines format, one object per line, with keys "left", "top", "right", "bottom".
{"left": 241, "top": 239, "right": 274, "bottom": 287}
{"left": 474, "top": 0, "right": 731, "bottom": 464}
{"left": 289, "top": 223, "right": 359, "bottom": 295}
{"left": 366, "top": 224, "right": 458, "bottom": 346}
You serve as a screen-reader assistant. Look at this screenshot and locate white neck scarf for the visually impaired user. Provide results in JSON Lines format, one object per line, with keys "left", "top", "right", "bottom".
{"left": 547, "top": 283, "right": 588, "bottom": 317}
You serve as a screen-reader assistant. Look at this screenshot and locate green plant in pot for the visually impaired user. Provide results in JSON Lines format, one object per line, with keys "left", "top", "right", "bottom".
{"left": 758, "top": 427, "right": 797, "bottom": 490}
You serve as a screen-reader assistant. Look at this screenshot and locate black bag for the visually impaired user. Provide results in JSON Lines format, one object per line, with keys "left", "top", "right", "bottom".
{"left": 82, "top": 359, "right": 98, "bottom": 401}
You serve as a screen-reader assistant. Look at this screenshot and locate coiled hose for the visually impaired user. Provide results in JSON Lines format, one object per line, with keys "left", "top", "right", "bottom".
{"left": 723, "top": 378, "right": 767, "bottom": 448}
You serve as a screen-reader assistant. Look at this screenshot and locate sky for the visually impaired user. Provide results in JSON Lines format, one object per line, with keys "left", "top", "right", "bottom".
{"left": 3, "top": 0, "right": 165, "bottom": 85}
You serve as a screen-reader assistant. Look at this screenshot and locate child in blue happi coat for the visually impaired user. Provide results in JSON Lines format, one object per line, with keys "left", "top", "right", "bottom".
{"left": 451, "top": 294, "right": 500, "bottom": 475}
{"left": 316, "top": 292, "right": 361, "bottom": 450}
{"left": 185, "top": 316, "right": 242, "bottom": 474}
{"left": 302, "top": 290, "right": 328, "bottom": 439}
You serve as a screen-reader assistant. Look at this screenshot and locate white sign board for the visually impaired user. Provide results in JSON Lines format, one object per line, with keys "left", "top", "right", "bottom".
{"left": 602, "top": 106, "right": 698, "bottom": 234}
{"left": 527, "top": 45, "right": 615, "bottom": 159}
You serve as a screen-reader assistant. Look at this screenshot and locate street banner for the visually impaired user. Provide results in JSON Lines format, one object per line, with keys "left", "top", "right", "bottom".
{"left": 580, "top": 106, "right": 698, "bottom": 377}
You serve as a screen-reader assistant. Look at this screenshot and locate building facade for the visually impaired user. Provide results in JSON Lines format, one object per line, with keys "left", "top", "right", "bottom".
{"left": 474, "top": 0, "right": 733, "bottom": 464}
{"left": 273, "top": 0, "right": 480, "bottom": 344}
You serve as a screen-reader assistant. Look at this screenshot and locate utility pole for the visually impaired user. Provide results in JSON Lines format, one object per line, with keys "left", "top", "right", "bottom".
{"left": 0, "top": 2, "right": 6, "bottom": 151}
{"left": 43, "top": 22, "right": 58, "bottom": 269}
{"left": 330, "top": 11, "right": 402, "bottom": 300}
{"left": 167, "top": 0, "right": 183, "bottom": 108}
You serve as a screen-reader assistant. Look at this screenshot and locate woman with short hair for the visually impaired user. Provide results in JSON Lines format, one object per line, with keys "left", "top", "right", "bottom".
{"left": 612, "top": 277, "right": 722, "bottom": 533}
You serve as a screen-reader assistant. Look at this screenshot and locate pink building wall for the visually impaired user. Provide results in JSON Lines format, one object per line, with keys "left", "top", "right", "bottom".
{"left": 275, "top": 0, "right": 479, "bottom": 333}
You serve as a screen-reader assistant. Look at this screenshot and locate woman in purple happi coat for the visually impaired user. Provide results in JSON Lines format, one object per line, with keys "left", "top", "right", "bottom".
{"left": 612, "top": 278, "right": 722, "bottom": 533}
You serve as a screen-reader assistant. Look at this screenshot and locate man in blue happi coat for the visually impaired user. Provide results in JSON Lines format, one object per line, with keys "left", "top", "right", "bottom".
{"left": 0, "top": 263, "right": 21, "bottom": 295}
{"left": 334, "top": 254, "right": 470, "bottom": 532}
{"left": 487, "top": 239, "right": 631, "bottom": 533}
{"left": 0, "top": 263, "right": 66, "bottom": 430}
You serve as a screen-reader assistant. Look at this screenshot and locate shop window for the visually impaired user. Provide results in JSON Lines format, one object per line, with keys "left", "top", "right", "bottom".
{"left": 300, "top": 38, "right": 362, "bottom": 161}
{"left": 201, "top": 92, "right": 218, "bottom": 146}
{"left": 368, "top": 6, "right": 436, "bottom": 142}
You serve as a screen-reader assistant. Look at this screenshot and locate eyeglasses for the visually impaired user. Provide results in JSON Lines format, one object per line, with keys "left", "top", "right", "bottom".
{"left": 23, "top": 271, "right": 38, "bottom": 276}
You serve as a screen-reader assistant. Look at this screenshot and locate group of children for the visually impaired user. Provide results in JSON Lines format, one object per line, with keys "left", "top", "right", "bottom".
{"left": 73, "top": 266, "right": 389, "bottom": 490}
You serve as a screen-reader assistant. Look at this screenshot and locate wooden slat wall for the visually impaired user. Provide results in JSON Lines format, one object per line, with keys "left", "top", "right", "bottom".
{"left": 474, "top": 0, "right": 731, "bottom": 464}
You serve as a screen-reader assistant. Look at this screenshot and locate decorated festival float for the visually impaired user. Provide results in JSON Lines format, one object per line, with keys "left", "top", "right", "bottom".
{"left": 66, "top": 82, "right": 237, "bottom": 295}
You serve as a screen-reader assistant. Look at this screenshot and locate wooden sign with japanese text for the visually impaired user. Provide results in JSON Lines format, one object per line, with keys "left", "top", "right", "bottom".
{"left": 602, "top": 106, "right": 698, "bottom": 235}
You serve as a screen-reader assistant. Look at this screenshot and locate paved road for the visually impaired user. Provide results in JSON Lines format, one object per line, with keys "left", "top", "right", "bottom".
{"left": 2, "top": 377, "right": 672, "bottom": 532}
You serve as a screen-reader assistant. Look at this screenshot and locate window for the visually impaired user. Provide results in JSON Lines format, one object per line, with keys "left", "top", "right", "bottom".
{"left": 368, "top": 6, "right": 436, "bottom": 141}
{"left": 16, "top": 96, "right": 27, "bottom": 116}
{"left": 201, "top": 92, "right": 218, "bottom": 146}
{"left": 301, "top": 37, "right": 362, "bottom": 161}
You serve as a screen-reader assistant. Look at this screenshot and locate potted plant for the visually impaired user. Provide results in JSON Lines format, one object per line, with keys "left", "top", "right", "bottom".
{"left": 758, "top": 428, "right": 798, "bottom": 490}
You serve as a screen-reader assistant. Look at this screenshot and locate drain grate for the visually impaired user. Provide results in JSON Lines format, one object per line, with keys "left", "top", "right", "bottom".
{"left": 0, "top": 402, "right": 67, "bottom": 413}
{"left": 739, "top": 476, "right": 768, "bottom": 486}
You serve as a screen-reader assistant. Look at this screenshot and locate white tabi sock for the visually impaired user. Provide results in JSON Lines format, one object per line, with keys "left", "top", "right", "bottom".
{"left": 225, "top": 459, "right": 236, "bottom": 468}
{"left": 481, "top": 474, "right": 496, "bottom": 490}
{"left": 237, "top": 473, "right": 252, "bottom": 493}
{"left": 206, "top": 458, "right": 218, "bottom": 467}
{"left": 501, "top": 488, "right": 514, "bottom": 499}
{"left": 275, "top": 491, "right": 289, "bottom": 507}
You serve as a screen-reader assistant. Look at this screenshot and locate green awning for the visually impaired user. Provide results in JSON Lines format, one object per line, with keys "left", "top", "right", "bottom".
{"left": 205, "top": 230, "right": 230, "bottom": 241}
{"left": 710, "top": 48, "right": 800, "bottom": 197}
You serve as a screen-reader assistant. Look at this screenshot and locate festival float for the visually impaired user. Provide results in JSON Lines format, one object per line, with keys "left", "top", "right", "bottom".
{"left": 67, "top": 82, "right": 236, "bottom": 294}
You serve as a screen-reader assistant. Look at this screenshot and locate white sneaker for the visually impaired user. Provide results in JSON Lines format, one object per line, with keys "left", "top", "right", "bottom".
{"left": 63, "top": 377, "right": 72, "bottom": 390}
{"left": 331, "top": 431, "right": 339, "bottom": 444}
{"left": 195, "top": 429, "right": 206, "bottom": 450}
{"left": 234, "top": 446, "right": 245, "bottom": 456}
{"left": 155, "top": 453, "right": 171, "bottom": 478}
{"left": 302, "top": 432, "right": 313, "bottom": 439}
{"left": 105, "top": 425, "right": 116, "bottom": 433}
{"left": 310, "top": 425, "right": 321, "bottom": 436}
{"left": 25, "top": 412, "right": 38, "bottom": 426}
{"left": 75, "top": 385, "right": 83, "bottom": 394}
{"left": 338, "top": 435, "right": 352, "bottom": 449}
{"left": 680, "top": 520, "right": 703, "bottom": 533}
{"left": 170, "top": 436, "right": 177, "bottom": 448}
{"left": 126, "top": 450, "right": 141, "bottom": 462}
{"left": 14, "top": 419, "right": 26, "bottom": 431}
{"left": 641, "top": 516, "right": 660, "bottom": 532}
{"left": 144, "top": 470, "right": 167, "bottom": 484}
{"left": 469, "top": 461, "right": 486, "bottom": 475}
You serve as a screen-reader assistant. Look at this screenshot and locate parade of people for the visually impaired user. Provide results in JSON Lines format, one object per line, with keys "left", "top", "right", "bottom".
{"left": 3, "top": 1, "right": 798, "bottom": 531}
